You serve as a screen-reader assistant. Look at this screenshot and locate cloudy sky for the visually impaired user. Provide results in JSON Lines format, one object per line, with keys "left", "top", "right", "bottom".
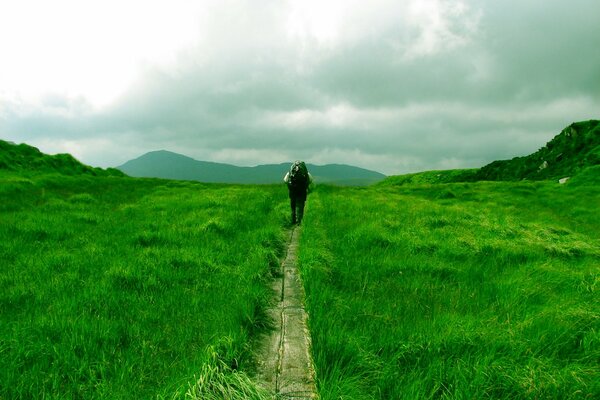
{"left": 1, "top": 0, "right": 599, "bottom": 175}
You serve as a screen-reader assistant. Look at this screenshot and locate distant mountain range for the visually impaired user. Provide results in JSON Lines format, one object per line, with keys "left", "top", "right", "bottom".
{"left": 117, "top": 150, "right": 387, "bottom": 185}
{"left": 2, "top": 120, "right": 597, "bottom": 184}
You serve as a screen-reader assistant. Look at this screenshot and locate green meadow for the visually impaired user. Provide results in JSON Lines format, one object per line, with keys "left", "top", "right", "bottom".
{"left": 1, "top": 165, "right": 599, "bottom": 399}
{"left": 299, "top": 167, "right": 600, "bottom": 399}
{"left": 0, "top": 172, "right": 286, "bottom": 399}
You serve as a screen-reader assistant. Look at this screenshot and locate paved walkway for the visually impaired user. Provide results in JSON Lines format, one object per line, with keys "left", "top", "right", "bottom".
{"left": 255, "top": 226, "right": 318, "bottom": 399}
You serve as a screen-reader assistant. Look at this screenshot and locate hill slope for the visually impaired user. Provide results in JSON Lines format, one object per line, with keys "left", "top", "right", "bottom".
{"left": 0, "top": 140, "right": 124, "bottom": 177}
{"left": 381, "top": 120, "right": 599, "bottom": 186}
{"left": 378, "top": 169, "right": 479, "bottom": 186}
{"left": 118, "top": 150, "right": 386, "bottom": 185}
{"left": 473, "top": 119, "right": 600, "bottom": 181}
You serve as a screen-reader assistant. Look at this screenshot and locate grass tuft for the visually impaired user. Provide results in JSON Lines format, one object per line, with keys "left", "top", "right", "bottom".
{"left": 186, "top": 344, "right": 272, "bottom": 400}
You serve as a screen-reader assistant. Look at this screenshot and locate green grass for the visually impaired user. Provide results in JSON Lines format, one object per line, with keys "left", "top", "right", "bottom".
{"left": 299, "top": 176, "right": 599, "bottom": 399}
{"left": 376, "top": 169, "right": 478, "bottom": 186}
{"left": 0, "top": 172, "right": 287, "bottom": 399}
{"left": 2, "top": 160, "right": 599, "bottom": 399}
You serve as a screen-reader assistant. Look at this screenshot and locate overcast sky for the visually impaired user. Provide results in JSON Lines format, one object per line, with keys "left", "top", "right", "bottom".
{"left": 1, "top": 0, "right": 599, "bottom": 175}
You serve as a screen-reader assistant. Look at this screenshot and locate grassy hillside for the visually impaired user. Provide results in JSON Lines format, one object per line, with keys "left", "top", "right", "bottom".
{"left": 473, "top": 120, "right": 600, "bottom": 181}
{"left": 381, "top": 120, "right": 599, "bottom": 186}
{"left": 0, "top": 171, "right": 287, "bottom": 399}
{"left": 299, "top": 179, "right": 599, "bottom": 399}
{"left": 0, "top": 139, "right": 124, "bottom": 177}
{"left": 378, "top": 169, "right": 478, "bottom": 186}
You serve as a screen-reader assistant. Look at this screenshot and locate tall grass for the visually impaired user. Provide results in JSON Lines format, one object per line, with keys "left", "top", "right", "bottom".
{"left": 299, "top": 180, "right": 599, "bottom": 399}
{"left": 0, "top": 173, "right": 287, "bottom": 398}
{"left": 3, "top": 166, "right": 598, "bottom": 398}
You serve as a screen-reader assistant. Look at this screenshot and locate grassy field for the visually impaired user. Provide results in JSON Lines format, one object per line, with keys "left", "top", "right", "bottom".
{"left": 2, "top": 164, "right": 599, "bottom": 399}
{"left": 299, "top": 168, "right": 599, "bottom": 399}
{"left": 0, "top": 172, "right": 288, "bottom": 399}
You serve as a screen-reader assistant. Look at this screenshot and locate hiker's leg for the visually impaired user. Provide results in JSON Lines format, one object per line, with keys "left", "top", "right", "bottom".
{"left": 297, "top": 195, "right": 306, "bottom": 224}
{"left": 297, "top": 199, "right": 305, "bottom": 224}
{"left": 290, "top": 196, "right": 297, "bottom": 224}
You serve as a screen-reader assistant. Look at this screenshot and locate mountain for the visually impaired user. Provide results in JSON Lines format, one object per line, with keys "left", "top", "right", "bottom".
{"left": 0, "top": 139, "right": 124, "bottom": 177}
{"left": 472, "top": 120, "right": 600, "bottom": 181}
{"left": 117, "top": 150, "right": 386, "bottom": 185}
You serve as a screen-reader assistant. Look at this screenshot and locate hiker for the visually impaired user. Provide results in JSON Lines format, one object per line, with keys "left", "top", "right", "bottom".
{"left": 283, "top": 161, "right": 313, "bottom": 225}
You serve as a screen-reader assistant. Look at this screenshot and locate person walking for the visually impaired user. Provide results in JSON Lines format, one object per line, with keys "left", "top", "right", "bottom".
{"left": 284, "top": 161, "right": 313, "bottom": 225}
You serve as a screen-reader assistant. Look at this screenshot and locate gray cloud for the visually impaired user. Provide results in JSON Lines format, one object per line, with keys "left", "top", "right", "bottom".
{"left": 1, "top": 0, "right": 599, "bottom": 175}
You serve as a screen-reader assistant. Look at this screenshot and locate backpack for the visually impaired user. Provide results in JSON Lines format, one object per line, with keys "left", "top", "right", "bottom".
{"left": 288, "top": 161, "right": 309, "bottom": 190}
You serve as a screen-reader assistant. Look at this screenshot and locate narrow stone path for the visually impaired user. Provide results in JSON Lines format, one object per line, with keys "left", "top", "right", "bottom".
{"left": 255, "top": 226, "right": 318, "bottom": 399}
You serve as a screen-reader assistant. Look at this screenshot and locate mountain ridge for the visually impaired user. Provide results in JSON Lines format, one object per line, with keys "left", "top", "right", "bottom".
{"left": 3, "top": 119, "right": 597, "bottom": 184}
{"left": 117, "top": 150, "right": 387, "bottom": 185}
